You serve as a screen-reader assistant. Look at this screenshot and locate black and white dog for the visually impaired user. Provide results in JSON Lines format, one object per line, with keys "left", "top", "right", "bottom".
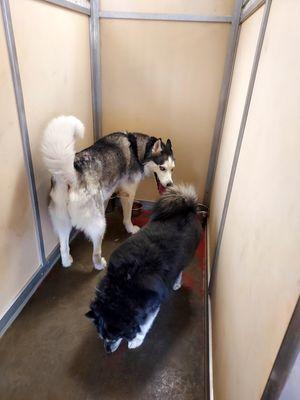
{"left": 42, "top": 116, "right": 175, "bottom": 270}
{"left": 86, "top": 184, "right": 202, "bottom": 353}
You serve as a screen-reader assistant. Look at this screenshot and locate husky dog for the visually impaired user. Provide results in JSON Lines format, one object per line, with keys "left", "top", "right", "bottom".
{"left": 86, "top": 184, "right": 202, "bottom": 353}
{"left": 42, "top": 116, "right": 175, "bottom": 270}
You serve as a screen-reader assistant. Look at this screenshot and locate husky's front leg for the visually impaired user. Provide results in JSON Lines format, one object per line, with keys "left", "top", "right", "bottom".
{"left": 119, "top": 181, "right": 140, "bottom": 234}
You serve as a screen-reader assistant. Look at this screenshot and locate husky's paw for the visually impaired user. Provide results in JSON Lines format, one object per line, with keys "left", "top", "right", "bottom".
{"left": 130, "top": 225, "right": 140, "bottom": 234}
{"left": 128, "top": 335, "right": 144, "bottom": 349}
{"left": 61, "top": 254, "right": 73, "bottom": 268}
{"left": 93, "top": 255, "right": 107, "bottom": 271}
{"left": 125, "top": 224, "right": 140, "bottom": 234}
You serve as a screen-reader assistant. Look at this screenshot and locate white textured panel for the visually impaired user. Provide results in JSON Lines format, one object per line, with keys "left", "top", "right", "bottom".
{"left": 100, "top": 0, "right": 234, "bottom": 16}
{"left": 101, "top": 19, "right": 231, "bottom": 200}
{"left": 0, "top": 18, "right": 39, "bottom": 318}
{"left": 209, "top": 7, "right": 264, "bottom": 264}
{"left": 10, "top": 0, "right": 94, "bottom": 257}
{"left": 212, "top": 1, "right": 300, "bottom": 399}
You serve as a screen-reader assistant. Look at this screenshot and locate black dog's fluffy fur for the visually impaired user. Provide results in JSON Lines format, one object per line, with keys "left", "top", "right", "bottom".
{"left": 86, "top": 184, "right": 202, "bottom": 352}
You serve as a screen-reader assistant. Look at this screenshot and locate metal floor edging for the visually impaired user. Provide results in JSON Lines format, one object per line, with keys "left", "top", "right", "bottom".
{"left": 0, "top": 230, "right": 79, "bottom": 337}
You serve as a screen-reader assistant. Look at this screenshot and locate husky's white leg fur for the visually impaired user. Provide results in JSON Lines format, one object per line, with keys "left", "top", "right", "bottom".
{"left": 128, "top": 307, "right": 160, "bottom": 349}
{"left": 173, "top": 272, "right": 182, "bottom": 290}
{"left": 83, "top": 216, "right": 107, "bottom": 270}
{"left": 119, "top": 181, "right": 140, "bottom": 234}
{"left": 55, "top": 217, "right": 73, "bottom": 267}
{"left": 42, "top": 116, "right": 85, "bottom": 267}
{"left": 49, "top": 182, "right": 73, "bottom": 267}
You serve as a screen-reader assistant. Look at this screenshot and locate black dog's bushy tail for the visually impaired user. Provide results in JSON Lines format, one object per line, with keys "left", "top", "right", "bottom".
{"left": 151, "top": 184, "right": 198, "bottom": 221}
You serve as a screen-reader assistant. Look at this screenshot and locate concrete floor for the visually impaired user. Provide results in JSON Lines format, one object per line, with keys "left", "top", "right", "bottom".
{"left": 0, "top": 210, "right": 207, "bottom": 400}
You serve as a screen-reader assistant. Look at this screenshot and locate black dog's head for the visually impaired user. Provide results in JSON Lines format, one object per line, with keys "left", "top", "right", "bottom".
{"left": 85, "top": 309, "right": 121, "bottom": 353}
{"left": 85, "top": 280, "right": 142, "bottom": 353}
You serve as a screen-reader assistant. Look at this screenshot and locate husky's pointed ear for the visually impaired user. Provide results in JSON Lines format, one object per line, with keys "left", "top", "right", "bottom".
{"left": 166, "top": 139, "right": 173, "bottom": 154}
{"left": 85, "top": 310, "right": 96, "bottom": 320}
{"left": 152, "top": 139, "right": 162, "bottom": 155}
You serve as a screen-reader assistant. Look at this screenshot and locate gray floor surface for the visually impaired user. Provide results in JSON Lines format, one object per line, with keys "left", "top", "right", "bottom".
{"left": 0, "top": 211, "right": 207, "bottom": 400}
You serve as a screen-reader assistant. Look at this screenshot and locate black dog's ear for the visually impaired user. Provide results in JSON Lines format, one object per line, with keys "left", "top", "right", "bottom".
{"left": 165, "top": 139, "right": 173, "bottom": 154}
{"left": 85, "top": 310, "right": 96, "bottom": 320}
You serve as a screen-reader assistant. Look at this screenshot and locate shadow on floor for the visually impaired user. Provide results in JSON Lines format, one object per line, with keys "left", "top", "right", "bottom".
{"left": 0, "top": 211, "right": 206, "bottom": 400}
{"left": 69, "top": 287, "right": 196, "bottom": 400}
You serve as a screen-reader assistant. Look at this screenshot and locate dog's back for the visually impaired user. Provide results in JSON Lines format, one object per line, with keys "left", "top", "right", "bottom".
{"left": 73, "top": 132, "right": 144, "bottom": 189}
{"left": 107, "top": 184, "right": 202, "bottom": 297}
{"left": 42, "top": 117, "right": 152, "bottom": 196}
{"left": 88, "top": 184, "right": 202, "bottom": 352}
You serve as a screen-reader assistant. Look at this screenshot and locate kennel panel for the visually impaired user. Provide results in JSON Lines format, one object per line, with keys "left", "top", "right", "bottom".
{"left": 0, "top": 18, "right": 40, "bottom": 319}
{"left": 100, "top": 19, "right": 231, "bottom": 200}
{"left": 211, "top": 1, "right": 300, "bottom": 399}
{"left": 10, "top": 0, "right": 94, "bottom": 257}
{"left": 100, "top": 0, "right": 235, "bottom": 16}
{"left": 209, "top": 7, "right": 264, "bottom": 268}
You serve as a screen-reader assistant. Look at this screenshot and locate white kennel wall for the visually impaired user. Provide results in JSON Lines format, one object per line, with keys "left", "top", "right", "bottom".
{"left": 0, "top": 0, "right": 94, "bottom": 330}
{"left": 99, "top": 0, "right": 236, "bottom": 201}
{"left": 208, "top": 0, "right": 300, "bottom": 398}
{"left": 10, "top": 0, "right": 94, "bottom": 258}
{"left": 0, "top": 0, "right": 240, "bottom": 334}
{"left": 2, "top": 1, "right": 298, "bottom": 397}
{"left": 209, "top": 6, "right": 265, "bottom": 259}
{"left": 0, "top": 19, "right": 40, "bottom": 319}
{"left": 100, "top": 0, "right": 234, "bottom": 15}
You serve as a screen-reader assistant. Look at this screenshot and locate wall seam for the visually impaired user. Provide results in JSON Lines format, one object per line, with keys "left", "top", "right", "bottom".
{"left": 89, "top": 0, "right": 101, "bottom": 140}
{"left": 208, "top": 0, "right": 273, "bottom": 293}
{"left": 203, "top": 0, "right": 244, "bottom": 205}
{"left": 39, "top": 0, "right": 90, "bottom": 15}
{"left": 98, "top": 11, "right": 232, "bottom": 23}
{"left": 240, "top": 0, "right": 266, "bottom": 24}
{"left": 262, "top": 297, "right": 300, "bottom": 398}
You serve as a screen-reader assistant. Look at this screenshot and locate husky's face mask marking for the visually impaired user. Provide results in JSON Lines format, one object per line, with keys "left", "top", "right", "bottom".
{"left": 154, "top": 156, "right": 175, "bottom": 193}
{"left": 144, "top": 138, "right": 175, "bottom": 194}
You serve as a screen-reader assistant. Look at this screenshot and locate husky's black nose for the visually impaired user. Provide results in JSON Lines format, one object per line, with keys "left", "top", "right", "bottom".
{"left": 166, "top": 182, "right": 173, "bottom": 187}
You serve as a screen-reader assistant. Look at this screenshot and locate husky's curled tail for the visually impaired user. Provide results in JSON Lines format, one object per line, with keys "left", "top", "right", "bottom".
{"left": 151, "top": 184, "right": 198, "bottom": 221}
{"left": 41, "top": 115, "right": 85, "bottom": 184}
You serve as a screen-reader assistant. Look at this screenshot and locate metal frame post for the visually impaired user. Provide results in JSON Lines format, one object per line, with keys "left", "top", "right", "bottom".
{"left": 240, "top": 0, "right": 266, "bottom": 24}
{"left": 99, "top": 11, "right": 232, "bottom": 23}
{"left": 41, "top": 0, "right": 90, "bottom": 15}
{"left": 203, "top": 0, "right": 244, "bottom": 206}
{"left": 262, "top": 297, "right": 300, "bottom": 399}
{"left": 89, "top": 0, "right": 101, "bottom": 141}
